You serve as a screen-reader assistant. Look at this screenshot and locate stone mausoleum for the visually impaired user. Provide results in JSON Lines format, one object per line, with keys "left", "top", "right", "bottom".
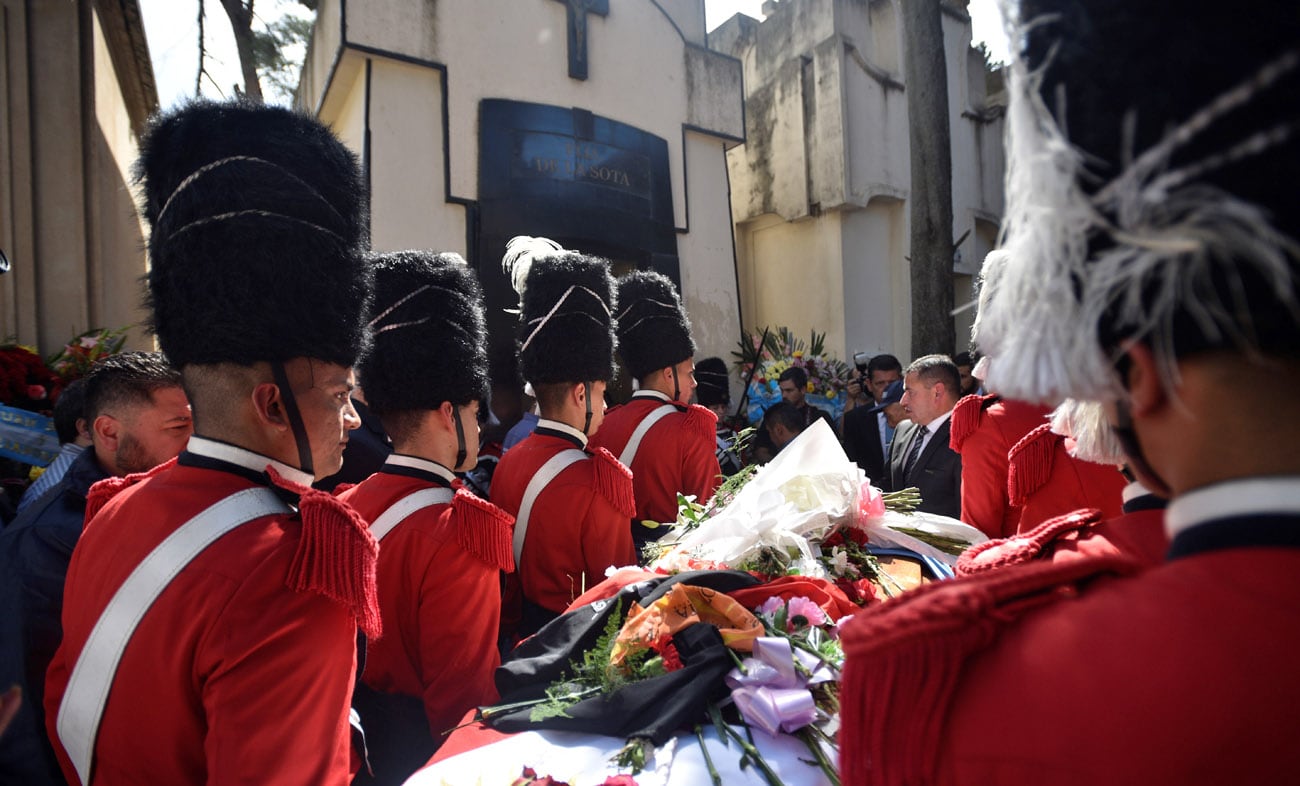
{"left": 713, "top": 0, "right": 1005, "bottom": 361}
{"left": 298, "top": 0, "right": 746, "bottom": 386}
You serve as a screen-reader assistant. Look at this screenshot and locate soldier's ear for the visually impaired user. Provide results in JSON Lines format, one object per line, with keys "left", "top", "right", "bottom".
{"left": 250, "top": 382, "right": 289, "bottom": 431}
{"left": 1121, "top": 343, "right": 1165, "bottom": 417}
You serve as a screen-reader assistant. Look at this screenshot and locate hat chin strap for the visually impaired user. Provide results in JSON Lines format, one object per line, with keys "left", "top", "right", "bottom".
{"left": 271, "top": 360, "right": 314, "bottom": 478}
{"left": 670, "top": 366, "right": 681, "bottom": 404}
{"left": 582, "top": 382, "right": 594, "bottom": 436}
{"left": 1110, "top": 398, "right": 1171, "bottom": 498}
{"left": 453, "top": 406, "right": 468, "bottom": 471}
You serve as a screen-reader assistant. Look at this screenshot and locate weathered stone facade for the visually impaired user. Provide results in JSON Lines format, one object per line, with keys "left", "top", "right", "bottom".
{"left": 0, "top": 0, "right": 157, "bottom": 354}
{"left": 298, "top": 0, "right": 745, "bottom": 379}
{"left": 714, "top": 0, "right": 1004, "bottom": 361}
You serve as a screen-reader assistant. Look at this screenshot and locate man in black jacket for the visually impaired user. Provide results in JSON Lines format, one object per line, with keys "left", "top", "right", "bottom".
{"left": 842, "top": 354, "right": 903, "bottom": 486}
{"left": 0, "top": 352, "right": 190, "bottom": 785}
{"left": 886, "top": 355, "right": 962, "bottom": 517}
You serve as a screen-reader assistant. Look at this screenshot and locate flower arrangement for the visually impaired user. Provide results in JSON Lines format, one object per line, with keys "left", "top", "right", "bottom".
{"left": 732, "top": 327, "right": 853, "bottom": 424}
{"left": 0, "top": 345, "right": 62, "bottom": 412}
{"left": 46, "top": 326, "right": 130, "bottom": 381}
{"left": 455, "top": 424, "right": 987, "bottom": 786}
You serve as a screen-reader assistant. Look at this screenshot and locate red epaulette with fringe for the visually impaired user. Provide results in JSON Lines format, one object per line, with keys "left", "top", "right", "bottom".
{"left": 267, "top": 467, "right": 382, "bottom": 639}
{"left": 1007, "top": 423, "right": 1060, "bottom": 506}
{"left": 956, "top": 508, "right": 1104, "bottom": 576}
{"left": 838, "top": 552, "right": 1141, "bottom": 786}
{"left": 680, "top": 403, "right": 718, "bottom": 443}
{"left": 84, "top": 457, "right": 178, "bottom": 524}
{"left": 588, "top": 447, "right": 637, "bottom": 519}
{"left": 948, "top": 394, "right": 999, "bottom": 453}
{"left": 451, "top": 489, "right": 515, "bottom": 572}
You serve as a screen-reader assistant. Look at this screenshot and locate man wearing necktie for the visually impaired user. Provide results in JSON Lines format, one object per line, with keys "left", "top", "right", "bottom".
{"left": 886, "top": 355, "right": 962, "bottom": 517}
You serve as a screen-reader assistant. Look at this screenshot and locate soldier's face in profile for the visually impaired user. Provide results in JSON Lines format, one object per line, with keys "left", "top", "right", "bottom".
{"left": 289, "top": 359, "right": 361, "bottom": 479}
{"left": 585, "top": 380, "right": 609, "bottom": 435}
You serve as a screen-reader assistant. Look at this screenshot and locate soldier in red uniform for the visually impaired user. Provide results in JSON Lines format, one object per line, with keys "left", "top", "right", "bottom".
{"left": 949, "top": 393, "right": 1053, "bottom": 539}
{"left": 590, "top": 271, "right": 720, "bottom": 546}
{"left": 1005, "top": 421, "right": 1125, "bottom": 531}
{"left": 338, "top": 251, "right": 514, "bottom": 784}
{"left": 958, "top": 399, "right": 1168, "bottom": 576}
{"left": 491, "top": 238, "right": 637, "bottom": 639}
{"left": 839, "top": 1, "right": 1300, "bottom": 783}
{"left": 44, "top": 102, "right": 377, "bottom": 786}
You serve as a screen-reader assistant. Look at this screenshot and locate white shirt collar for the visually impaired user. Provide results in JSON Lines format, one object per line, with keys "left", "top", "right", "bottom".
{"left": 384, "top": 453, "right": 456, "bottom": 484}
{"left": 537, "top": 418, "right": 589, "bottom": 449}
{"left": 186, "top": 436, "right": 315, "bottom": 487}
{"left": 1122, "top": 480, "right": 1153, "bottom": 505}
{"left": 923, "top": 408, "right": 953, "bottom": 433}
{"left": 1165, "top": 476, "right": 1300, "bottom": 540}
{"left": 632, "top": 389, "right": 672, "bottom": 402}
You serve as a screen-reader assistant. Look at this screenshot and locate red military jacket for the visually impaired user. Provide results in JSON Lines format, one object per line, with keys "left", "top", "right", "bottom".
{"left": 490, "top": 421, "right": 636, "bottom": 620}
{"left": 949, "top": 395, "right": 1052, "bottom": 540}
{"left": 589, "top": 392, "right": 721, "bottom": 530}
{"left": 44, "top": 438, "right": 377, "bottom": 786}
{"left": 338, "top": 455, "right": 513, "bottom": 739}
{"left": 957, "top": 491, "right": 1168, "bottom": 577}
{"left": 1008, "top": 423, "right": 1126, "bottom": 533}
{"left": 840, "top": 478, "right": 1300, "bottom": 786}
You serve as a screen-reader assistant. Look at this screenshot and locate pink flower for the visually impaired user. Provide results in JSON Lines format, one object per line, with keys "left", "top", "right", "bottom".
{"left": 786, "top": 596, "right": 826, "bottom": 628}
{"left": 26, "top": 384, "right": 47, "bottom": 400}
{"left": 858, "top": 482, "right": 886, "bottom": 520}
{"left": 758, "top": 596, "right": 785, "bottom": 617}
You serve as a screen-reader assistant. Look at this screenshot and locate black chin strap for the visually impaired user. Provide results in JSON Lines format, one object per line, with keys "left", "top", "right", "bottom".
{"left": 1110, "top": 398, "right": 1170, "bottom": 497}
{"left": 670, "top": 366, "right": 680, "bottom": 403}
{"left": 453, "top": 406, "right": 468, "bottom": 470}
{"left": 583, "top": 382, "right": 594, "bottom": 435}
{"left": 271, "top": 360, "right": 314, "bottom": 477}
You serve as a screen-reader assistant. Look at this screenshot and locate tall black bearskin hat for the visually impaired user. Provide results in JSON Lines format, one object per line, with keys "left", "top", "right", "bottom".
{"left": 973, "top": 0, "right": 1300, "bottom": 405}
{"left": 361, "top": 250, "right": 489, "bottom": 415}
{"left": 694, "top": 356, "right": 731, "bottom": 408}
{"left": 614, "top": 270, "right": 696, "bottom": 381}
{"left": 502, "top": 236, "right": 617, "bottom": 385}
{"left": 139, "top": 99, "right": 371, "bottom": 369}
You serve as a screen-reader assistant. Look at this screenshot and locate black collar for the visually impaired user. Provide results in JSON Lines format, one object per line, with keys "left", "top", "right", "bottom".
{"left": 177, "top": 451, "right": 302, "bottom": 506}
{"left": 533, "top": 426, "right": 586, "bottom": 450}
{"left": 1167, "top": 514, "right": 1300, "bottom": 560}
{"left": 378, "top": 454, "right": 455, "bottom": 487}
{"left": 1122, "top": 494, "right": 1166, "bottom": 513}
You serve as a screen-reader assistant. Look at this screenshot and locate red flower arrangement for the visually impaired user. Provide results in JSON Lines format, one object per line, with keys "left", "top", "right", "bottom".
{"left": 0, "top": 346, "right": 61, "bottom": 413}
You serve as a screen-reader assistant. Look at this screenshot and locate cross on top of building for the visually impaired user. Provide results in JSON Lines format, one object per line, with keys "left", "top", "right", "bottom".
{"left": 551, "top": 0, "right": 608, "bottom": 81}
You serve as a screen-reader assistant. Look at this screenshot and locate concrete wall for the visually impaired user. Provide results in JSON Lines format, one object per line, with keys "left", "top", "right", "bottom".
{"left": 0, "top": 0, "right": 154, "bottom": 355}
{"left": 367, "top": 59, "right": 467, "bottom": 255}
{"left": 300, "top": 0, "right": 744, "bottom": 365}
{"left": 720, "top": 0, "right": 1003, "bottom": 363}
{"left": 678, "top": 129, "right": 742, "bottom": 362}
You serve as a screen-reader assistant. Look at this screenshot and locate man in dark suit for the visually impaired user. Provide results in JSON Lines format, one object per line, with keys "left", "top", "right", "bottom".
{"left": 887, "top": 354, "right": 961, "bottom": 518}
{"left": 842, "top": 354, "right": 903, "bottom": 486}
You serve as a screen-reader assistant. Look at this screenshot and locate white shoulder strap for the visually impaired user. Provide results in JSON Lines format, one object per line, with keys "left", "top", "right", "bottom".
{"left": 57, "top": 487, "right": 290, "bottom": 786}
{"left": 370, "top": 486, "right": 455, "bottom": 542}
{"left": 512, "top": 448, "right": 586, "bottom": 568}
{"left": 618, "top": 404, "right": 677, "bottom": 467}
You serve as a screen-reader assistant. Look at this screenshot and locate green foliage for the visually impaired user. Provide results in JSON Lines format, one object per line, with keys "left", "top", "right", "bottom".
{"left": 251, "top": 10, "right": 315, "bottom": 100}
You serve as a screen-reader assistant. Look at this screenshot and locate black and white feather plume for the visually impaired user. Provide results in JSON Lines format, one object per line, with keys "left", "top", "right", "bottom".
{"left": 502, "top": 235, "right": 566, "bottom": 308}
{"left": 974, "top": 0, "right": 1300, "bottom": 406}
